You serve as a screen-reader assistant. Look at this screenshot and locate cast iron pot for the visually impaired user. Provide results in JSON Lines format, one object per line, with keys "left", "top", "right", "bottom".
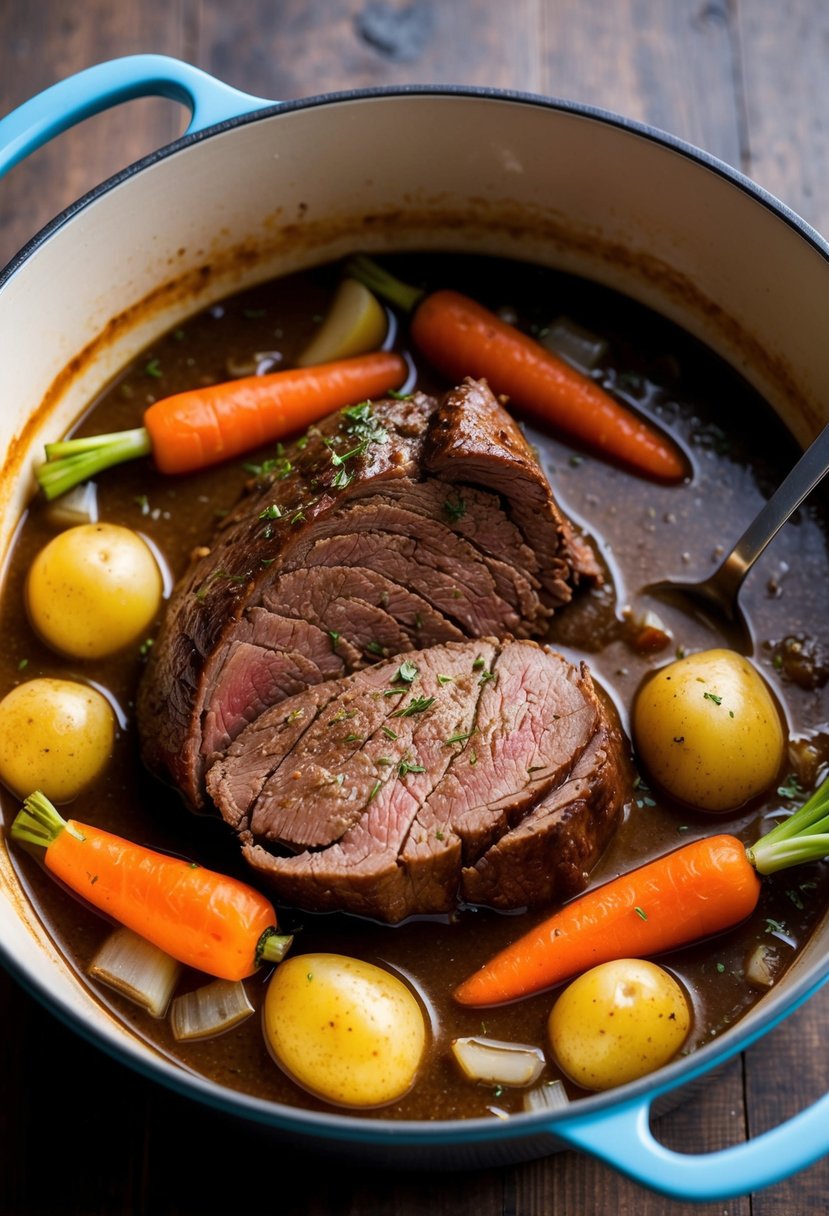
{"left": 2, "top": 56, "right": 829, "bottom": 1203}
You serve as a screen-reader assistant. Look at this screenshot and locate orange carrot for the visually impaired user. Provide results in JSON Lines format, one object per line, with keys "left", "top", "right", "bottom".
{"left": 11, "top": 791, "right": 293, "bottom": 981}
{"left": 454, "top": 835, "right": 760, "bottom": 1007}
{"left": 347, "top": 256, "right": 686, "bottom": 483}
{"left": 36, "top": 350, "right": 408, "bottom": 500}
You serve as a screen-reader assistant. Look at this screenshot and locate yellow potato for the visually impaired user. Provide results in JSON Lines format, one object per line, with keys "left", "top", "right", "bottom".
{"left": 632, "top": 648, "right": 785, "bottom": 811}
{"left": 548, "top": 959, "right": 691, "bottom": 1091}
{"left": 263, "top": 953, "right": 427, "bottom": 1108}
{"left": 26, "top": 523, "right": 163, "bottom": 659}
{"left": 0, "top": 678, "right": 115, "bottom": 801}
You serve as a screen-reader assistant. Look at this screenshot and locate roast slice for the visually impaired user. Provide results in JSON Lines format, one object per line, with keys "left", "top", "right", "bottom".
{"left": 138, "top": 379, "right": 598, "bottom": 808}
{"left": 206, "top": 639, "right": 627, "bottom": 923}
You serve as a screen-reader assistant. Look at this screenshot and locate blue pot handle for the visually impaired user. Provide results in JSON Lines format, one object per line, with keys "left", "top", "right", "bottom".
{"left": 555, "top": 1087, "right": 829, "bottom": 1201}
{"left": 552, "top": 973, "right": 829, "bottom": 1200}
{"left": 0, "top": 53, "right": 275, "bottom": 179}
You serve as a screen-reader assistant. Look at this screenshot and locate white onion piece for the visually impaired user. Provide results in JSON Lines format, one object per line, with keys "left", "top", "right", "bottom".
{"left": 171, "top": 979, "right": 255, "bottom": 1041}
{"left": 451, "top": 1037, "right": 546, "bottom": 1087}
{"left": 89, "top": 927, "right": 180, "bottom": 1018}
{"left": 45, "top": 480, "right": 99, "bottom": 528}
{"left": 523, "top": 1079, "right": 570, "bottom": 1114}
{"left": 746, "top": 941, "right": 780, "bottom": 989}
{"left": 541, "top": 316, "right": 608, "bottom": 372}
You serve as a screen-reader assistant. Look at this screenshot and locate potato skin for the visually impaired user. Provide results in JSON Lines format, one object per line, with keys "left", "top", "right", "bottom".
{"left": 0, "top": 678, "right": 115, "bottom": 801}
{"left": 263, "top": 953, "right": 427, "bottom": 1108}
{"left": 548, "top": 959, "right": 691, "bottom": 1091}
{"left": 26, "top": 523, "right": 163, "bottom": 659}
{"left": 632, "top": 648, "right": 785, "bottom": 811}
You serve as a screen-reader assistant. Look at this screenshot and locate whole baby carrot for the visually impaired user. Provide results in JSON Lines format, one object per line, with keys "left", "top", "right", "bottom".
{"left": 454, "top": 835, "right": 760, "bottom": 1007}
{"left": 456, "top": 771, "right": 829, "bottom": 1006}
{"left": 36, "top": 350, "right": 408, "bottom": 500}
{"left": 11, "top": 791, "right": 293, "bottom": 981}
{"left": 347, "top": 255, "right": 686, "bottom": 483}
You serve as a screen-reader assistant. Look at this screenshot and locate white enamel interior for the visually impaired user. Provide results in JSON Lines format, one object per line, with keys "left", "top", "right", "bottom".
{"left": 2, "top": 89, "right": 829, "bottom": 1147}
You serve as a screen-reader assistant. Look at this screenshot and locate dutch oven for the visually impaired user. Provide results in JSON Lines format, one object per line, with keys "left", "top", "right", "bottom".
{"left": 2, "top": 55, "right": 829, "bottom": 1202}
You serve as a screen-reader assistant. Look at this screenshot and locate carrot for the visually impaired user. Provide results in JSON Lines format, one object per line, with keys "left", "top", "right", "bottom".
{"left": 456, "top": 771, "right": 829, "bottom": 1005}
{"left": 10, "top": 791, "right": 293, "bottom": 981}
{"left": 35, "top": 350, "right": 408, "bottom": 500}
{"left": 454, "top": 835, "right": 759, "bottom": 1007}
{"left": 346, "top": 255, "right": 686, "bottom": 483}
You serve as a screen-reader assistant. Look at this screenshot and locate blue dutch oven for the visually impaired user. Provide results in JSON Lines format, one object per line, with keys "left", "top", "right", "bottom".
{"left": 2, "top": 56, "right": 829, "bottom": 1202}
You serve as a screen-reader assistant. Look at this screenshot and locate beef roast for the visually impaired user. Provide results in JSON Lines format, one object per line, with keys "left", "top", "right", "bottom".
{"left": 138, "top": 379, "right": 599, "bottom": 807}
{"left": 206, "top": 638, "right": 627, "bottom": 923}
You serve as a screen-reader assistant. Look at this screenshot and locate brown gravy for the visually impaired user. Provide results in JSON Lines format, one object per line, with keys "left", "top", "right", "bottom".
{"left": 3, "top": 253, "right": 829, "bottom": 1121}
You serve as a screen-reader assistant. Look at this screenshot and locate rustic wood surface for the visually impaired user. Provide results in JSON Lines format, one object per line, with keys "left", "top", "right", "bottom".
{"left": 2, "top": 2, "right": 829, "bottom": 1212}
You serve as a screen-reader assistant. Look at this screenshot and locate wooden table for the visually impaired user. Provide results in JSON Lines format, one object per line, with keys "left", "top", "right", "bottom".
{"left": 2, "top": 3, "right": 829, "bottom": 1212}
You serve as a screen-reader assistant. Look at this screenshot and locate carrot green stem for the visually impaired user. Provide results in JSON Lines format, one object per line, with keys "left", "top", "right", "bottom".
{"left": 256, "top": 927, "right": 295, "bottom": 966}
{"left": 35, "top": 427, "right": 152, "bottom": 500}
{"left": 344, "top": 255, "right": 425, "bottom": 314}
{"left": 748, "top": 774, "right": 829, "bottom": 874}
{"left": 10, "top": 790, "right": 84, "bottom": 848}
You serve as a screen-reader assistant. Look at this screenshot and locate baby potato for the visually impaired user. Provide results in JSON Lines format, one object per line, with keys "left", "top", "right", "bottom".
{"left": 26, "top": 523, "right": 163, "bottom": 659}
{"left": 263, "top": 953, "right": 427, "bottom": 1108}
{"left": 0, "top": 678, "right": 115, "bottom": 801}
{"left": 549, "top": 959, "right": 691, "bottom": 1091}
{"left": 632, "top": 648, "right": 785, "bottom": 811}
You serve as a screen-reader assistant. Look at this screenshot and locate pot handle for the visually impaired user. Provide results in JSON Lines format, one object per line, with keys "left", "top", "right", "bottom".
{"left": 553, "top": 1069, "right": 829, "bottom": 1201}
{"left": 0, "top": 54, "right": 274, "bottom": 178}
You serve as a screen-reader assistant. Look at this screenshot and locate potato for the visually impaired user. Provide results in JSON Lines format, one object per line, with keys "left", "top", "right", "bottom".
{"left": 26, "top": 523, "right": 163, "bottom": 659}
{"left": 548, "top": 959, "right": 691, "bottom": 1091}
{"left": 632, "top": 648, "right": 785, "bottom": 811}
{"left": 0, "top": 678, "right": 115, "bottom": 801}
{"left": 263, "top": 953, "right": 427, "bottom": 1108}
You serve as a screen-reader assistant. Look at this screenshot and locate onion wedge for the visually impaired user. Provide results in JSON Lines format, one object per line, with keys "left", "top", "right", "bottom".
{"left": 451, "top": 1036, "right": 545, "bottom": 1087}
{"left": 171, "top": 978, "right": 255, "bottom": 1041}
{"left": 89, "top": 926, "right": 180, "bottom": 1018}
{"left": 523, "top": 1079, "right": 570, "bottom": 1113}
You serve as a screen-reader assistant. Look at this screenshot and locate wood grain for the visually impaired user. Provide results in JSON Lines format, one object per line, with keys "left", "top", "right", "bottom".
{"left": 2, "top": 2, "right": 829, "bottom": 1212}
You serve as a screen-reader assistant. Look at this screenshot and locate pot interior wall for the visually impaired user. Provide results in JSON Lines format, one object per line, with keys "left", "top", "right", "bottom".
{"left": 2, "top": 93, "right": 829, "bottom": 558}
{"left": 2, "top": 87, "right": 829, "bottom": 1145}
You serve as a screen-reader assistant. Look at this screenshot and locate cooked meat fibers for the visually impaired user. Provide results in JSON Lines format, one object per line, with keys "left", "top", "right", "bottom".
{"left": 206, "top": 639, "right": 627, "bottom": 923}
{"left": 137, "top": 379, "right": 598, "bottom": 808}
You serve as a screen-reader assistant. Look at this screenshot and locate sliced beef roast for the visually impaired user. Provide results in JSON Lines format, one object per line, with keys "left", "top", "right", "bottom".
{"left": 138, "top": 379, "right": 598, "bottom": 808}
{"left": 206, "top": 638, "right": 627, "bottom": 922}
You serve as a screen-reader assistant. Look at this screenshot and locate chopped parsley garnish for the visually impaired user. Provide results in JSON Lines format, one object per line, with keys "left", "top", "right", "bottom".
{"left": 344, "top": 733, "right": 363, "bottom": 743}
{"left": 259, "top": 504, "right": 284, "bottom": 520}
{"left": 443, "top": 494, "right": 466, "bottom": 522}
{"left": 328, "top": 630, "right": 341, "bottom": 650}
{"left": 390, "top": 695, "right": 435, "bottom": 718}
{"left": 330, "top": 708, "right": 356, "bottom": 723}
{"left": 398, "top": 759, "right": 426, "bottom": 777}
{"left": 634, "top": 906, "right": 648, "bottom": 921}
{"left": 367, "top": 779, "right": 382, "bottom": 803}
{"left": 703, "top": 691, "right": 723, "bottom": 705}
{"left": 341, "top": 400, "right": 389, "bottom": 445}
{"left": 446, "top": 729, "right": 476, "bottom": 746}
{"left": 381, "top": 726, "right": 399, "bottom": 740}
{"left": 478, "top": 669, "right": 496, "bottom": 686}
{"left": 365, "top": 641, "right": 385, "bottom": 656}
{"left": 778, "top": 774, "right": 804, "bottom": 800}
{"left": 472, "top": 656, "right": 486, "bottom": 670}
{"left": 286, "top": 707, "right": 305, "bottom": 724}
{"left": 145, "top": 357, "right": 163, "bottom": 378}
{"left": 436, "top": 674, "right": 453, "bottom": 686}
{"left": 395, "top": 659, "right": 419, "bottom": 684}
